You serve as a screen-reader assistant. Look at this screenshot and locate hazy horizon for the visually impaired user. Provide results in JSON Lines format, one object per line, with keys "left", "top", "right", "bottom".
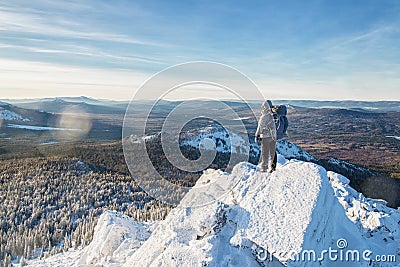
{"left": 1, "top": 95, "right": 399, "bottom": 102}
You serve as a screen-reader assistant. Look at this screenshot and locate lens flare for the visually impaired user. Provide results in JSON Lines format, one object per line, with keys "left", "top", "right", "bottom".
{"left": 53, "top": 106, "right": 92, "bottom": 141}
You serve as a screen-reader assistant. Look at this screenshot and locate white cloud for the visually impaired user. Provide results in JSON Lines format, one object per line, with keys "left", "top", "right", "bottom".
{"left": 0, "top": 42, "right": 164, "bottom": 65}
{"left": 0, "top": 8, "right": 160, "bottom": 46}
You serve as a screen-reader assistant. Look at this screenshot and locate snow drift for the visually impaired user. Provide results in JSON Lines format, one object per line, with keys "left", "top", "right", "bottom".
{"left": 28, "top": 154, "right": 400, "bottom": 267}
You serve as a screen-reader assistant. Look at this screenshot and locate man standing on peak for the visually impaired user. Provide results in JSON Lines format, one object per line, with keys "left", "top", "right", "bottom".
{"left": 255, "top": 100, "right": 289, "bottom": 173}
{"left": 255, "top": 100, "right": 277, "bottom": 173}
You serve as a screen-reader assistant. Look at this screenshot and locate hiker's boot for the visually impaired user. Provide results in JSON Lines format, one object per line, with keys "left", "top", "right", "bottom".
{"left": 260, "top": 165, "right": 268, "bottom": 172}
{"left": 269, "top": 164, "right": 276, "bottom": 173}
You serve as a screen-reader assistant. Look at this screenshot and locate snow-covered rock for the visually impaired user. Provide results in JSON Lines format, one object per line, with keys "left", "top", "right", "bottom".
{"left": 329, "top": 172, "right": 400, "bottom": 239}
{"left": 123, "top": 158, "right": 399, "bottom": 267}
{"left": 28, "top": 211, "right": 155, "bottom": 267}
{"left": 30, "top": 157, "right": 400, "bottom": 266}
{"left": 275, "top": 139, "right": 316, "bottom": 161}
{"left": 79, "top": 211, "right": 155, "bottom": 266}
{"left": 180, "top": 126, "right": 250, "bottom": 155}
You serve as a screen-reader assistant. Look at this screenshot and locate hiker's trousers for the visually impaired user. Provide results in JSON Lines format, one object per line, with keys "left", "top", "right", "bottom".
{"left": 260, "top": 137, "right": 277, "bottom": 172}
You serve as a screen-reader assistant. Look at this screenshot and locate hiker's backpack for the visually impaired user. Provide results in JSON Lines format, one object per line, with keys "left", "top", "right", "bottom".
{"left": 271, "top": 105, "right": 288, "bottom": 139}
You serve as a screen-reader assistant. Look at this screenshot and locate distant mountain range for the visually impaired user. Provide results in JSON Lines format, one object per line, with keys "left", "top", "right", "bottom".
{"left": 1, "top": 97, "right": 399, "bottom": 114}
{"left": 0, "top": 97, "right": 126, "bottom": 114}
{"left": 270, "top": 100, "right": 400, "bottom": 112}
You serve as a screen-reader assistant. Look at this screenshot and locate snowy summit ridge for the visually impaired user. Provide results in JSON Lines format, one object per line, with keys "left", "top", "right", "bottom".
{"left": 179, "top": 125, "right": 315, "bottom": 161}
{"left": 30, "top": 154, "right": 400, "bottom": 267}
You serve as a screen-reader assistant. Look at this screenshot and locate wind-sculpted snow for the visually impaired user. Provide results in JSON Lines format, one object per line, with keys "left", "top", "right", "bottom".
{"left": 29, "top": 156, "right": 399, "bottom": 266}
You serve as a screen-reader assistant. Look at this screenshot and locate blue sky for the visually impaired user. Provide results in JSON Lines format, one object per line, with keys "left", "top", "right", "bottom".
{"left": 0, "top": 0, "right": 399, "bottom": 100}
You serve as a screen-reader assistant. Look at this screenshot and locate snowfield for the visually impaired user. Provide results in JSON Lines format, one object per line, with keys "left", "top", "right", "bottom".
{"left": 7, "top": 124, "right": 80, "bottom": 131}
{"left": 27, "top": 155, "right": 400, "bottom": 267}
{"left": 40, "top": 141, "right": 59, "bottom": 145}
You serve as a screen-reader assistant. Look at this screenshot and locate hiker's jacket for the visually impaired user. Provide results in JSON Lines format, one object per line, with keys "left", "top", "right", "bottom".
{"left": 255, "top": 100, "right": 276, "bottom": 139}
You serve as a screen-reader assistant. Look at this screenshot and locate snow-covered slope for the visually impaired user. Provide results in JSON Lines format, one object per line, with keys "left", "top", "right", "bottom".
{"left": 0, "top": 108, "right": 30, "bottom": 121}
{"left": 29, "top": 156, "right": 400, "bottom": 267}
{"left": 327, "top": 157, "right": 376, "bottom": 174}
